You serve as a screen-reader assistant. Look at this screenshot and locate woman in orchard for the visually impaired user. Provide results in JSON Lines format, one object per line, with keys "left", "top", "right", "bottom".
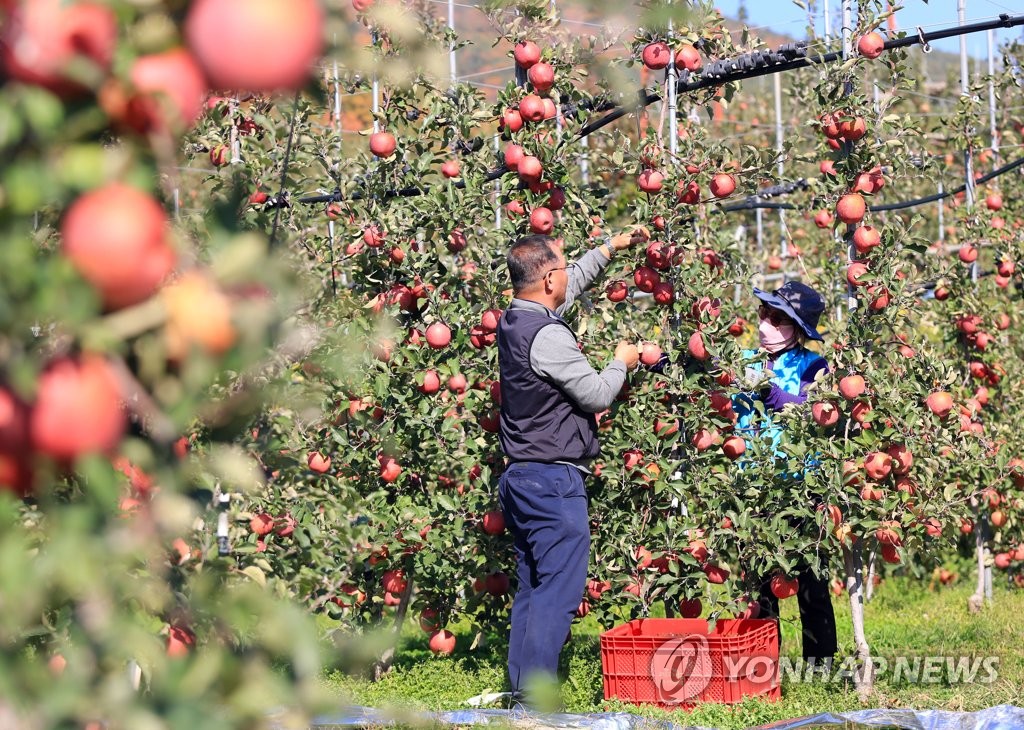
{"left": 733, "top": 280, "right": 838, "bottom": 663}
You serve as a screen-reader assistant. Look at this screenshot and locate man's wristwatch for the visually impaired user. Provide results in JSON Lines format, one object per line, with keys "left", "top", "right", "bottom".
{"left": 600, "top": 240, "right": 615, "bottom": 259}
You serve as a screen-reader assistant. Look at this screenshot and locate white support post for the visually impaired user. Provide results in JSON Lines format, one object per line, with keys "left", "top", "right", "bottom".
{"left": 668, "top": 17, "right": 679, "bottom": 157}
{"left": 958, "top": 0, "right": 977, "bottom": 283}
{"left": 774, "top": 73, "right": 786, "bottom": 258}
{"left": 448, "top": 0, "right": 457, "bottom": 87}
{"left": 372, "top": 31, "right": 380, "bottom": 134}
{"left": 494, "top": 135, "right": 502, "bottom": 230}
{"left": 842, "top": 0, "right": 855, "bottom": 313}
{"left": 230, "top": 97, "right": 241, "bottom": 164}
{"left": 333, "top": 59, "right": 343, "bottom": 158}
{"left": 988, "top": 29, "right": 999, "bottom": 165}
{"left": 580, "top": 134, "right": 590, "bottom": 186}
{"left": 823, "top": 0, "right": 832, "bottom": 47}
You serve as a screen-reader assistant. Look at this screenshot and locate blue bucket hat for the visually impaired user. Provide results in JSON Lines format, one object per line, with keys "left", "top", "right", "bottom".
{"left": 753, "top": 281, "right": 825, "bottom": 341}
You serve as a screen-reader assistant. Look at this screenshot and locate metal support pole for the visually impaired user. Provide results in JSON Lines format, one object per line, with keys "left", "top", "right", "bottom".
{"left": 843, "top": 0, "right": 856, "bottom": 312}
{"left": 494, "top": 135, "right": 502, "bottom": 230}
{"left": 580, "top": 134, "right": 590, "bottom": 186}
{"left": 448, "top": 0, "right": 457, "bottom": 86}
{"left": 668, "top": 18, "right": 679, "bottom": 157}
{"left": 756, "top": 207, "right": 763, "bottom": 254}
{"left": 774, "top": 72, "right": 786, "bottom": 258}
{"left": 333, "top": 60, "right": 343, "bottom": 159}
{"left": 230, "top": 97, "right": 242, "bottom": 164}
{"left": 959, "top": 0, "right": 977, "bottom": 282}
{"left": 824, "top": 0, "right": 832, "bottom": 46}
{"left": 372, "top": 32, "right": 380, "bottom": 134}
{"left": 988, "top": 29, "right": 999, "bottom": 164}
{"left": 937, "top": 180, "right": 944, "bottom": 242}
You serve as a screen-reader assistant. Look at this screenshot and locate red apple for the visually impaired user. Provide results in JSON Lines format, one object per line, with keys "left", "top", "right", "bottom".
{"left": 485, "top": 571, "right": 510, "bottom": 596}
{"left": 481, "top": 510, "right": 506, "bottom": 535}
{"left": 441, "top": 159, "right": 461, "bottom": 178}
{"left": 836, "top": 193, "right": 866, "bottom": 224}
{"left": 529, "top": 206, "right": 554, "bottom": 234}
{"left": 722, "top": 435, "right": 746, "bottom": 460}
{"left": 61, "top": 184, "right": 176, "bottom": 310}
{"left": 639, "top": 342, "right": 662, "bottom": 367}
{"left": 687, "top": 331, "right": 709, "bottom": 361}
{"left": 513, "top": 40, "right": 541, "bottom": 69}
{"left": 863, "top": 451, "right": 892, "bottom": 480}
{"left": 638, "top": 169, "right": 664, "bottom": 194}
{"left": 709, "top": 173, "right": 736, "bottom": 198}
{"left": 641, "top": 41, "right": 671, "bottom": 70}
{"left": 838, "top": 374, "right": 866, "bottom": 400}
{"left": 811, "top": 401, "right": 839, "bottom": 427}
{"left": 857, "top": 31, "right": 885, "bottom": 59}
{"left": 425, "top": 322, "right": 452, "bottom": 349}
{"left": 250, "top": 512, "right": 274, "bottom": 536}
{"left": 518, "top": 94, "right": 545, "bottom": 123}
{"left": 516, "top": 155, "right": 543, "bottom": 183}
{"left": 703, "top": 563, "right": 729, "bottom": 584}
{"left": 527, "top": 61, "right": 554, "bottom": 93}
{"left": 606, "top": 280, "right": 628, "bottom": 302}
{"left": 428, "top": 629, "right": 456, "bottom": 655}
{"left": 1, "top": 0, "right": 117, "bottom": 97}
{"left": 166, "top": 624, "right": 195, "bottom": 657}
{"left": 674, "top": 44, "right": 702, "bottom": 71}
{"left": 185, "top": 0, "right": 324, "bottom": 91}
{"left": 652, "top": 282, "right": 674, "bottom": 305}
{"left": 379, "top": 456, "right": 402, "bottom": 483}
{"left": 369, "top": 131, "right": 397, "bottom": 158}
{"left": 852, "top": 225, "right": 881, "bottom": 254}
{"left": 770, "top": 574, "right": 799, "bottom": 599}
{"left": 114, "top": 49, "right": 207, "bottom": 135}
{"left": 30, "top": 355, "right": 126, "bottom": 460}
{"left": 679, "top": 597, "right": 702, "bottom": 618}
{"left": 307, "top": 451, "right": 331, "bottom": 473}
{"left": 814, "top": 210, "right": 834, "bottom": 229}
{"left": 382, "top": 569, "right": 407, "bottom": 594}
{"left": 924, "top": 391, "right": 953, "bottom": 418}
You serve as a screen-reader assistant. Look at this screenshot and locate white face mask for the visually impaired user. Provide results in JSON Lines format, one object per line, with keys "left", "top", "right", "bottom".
{"left": 759, "top": 319, "right": 798, "bottom": 353}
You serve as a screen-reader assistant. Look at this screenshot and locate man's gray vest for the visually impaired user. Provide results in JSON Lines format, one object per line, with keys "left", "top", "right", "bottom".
{"left": 497, "top": 306, "right": 600, "bottom": 462}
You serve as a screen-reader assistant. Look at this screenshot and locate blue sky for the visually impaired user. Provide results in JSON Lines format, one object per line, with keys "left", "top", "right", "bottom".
{"left": 714, "top": 0, "right": 1024, "bottom": 60}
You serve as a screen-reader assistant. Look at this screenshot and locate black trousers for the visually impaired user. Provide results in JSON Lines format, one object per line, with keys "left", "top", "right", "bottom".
{"left": 757, "top": 567, "right": 837, "bottom": 661}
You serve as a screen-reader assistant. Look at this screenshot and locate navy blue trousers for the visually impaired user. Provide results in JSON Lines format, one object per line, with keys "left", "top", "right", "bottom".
{"left": 498, "top": 462, "right": 590, "bottom": 694}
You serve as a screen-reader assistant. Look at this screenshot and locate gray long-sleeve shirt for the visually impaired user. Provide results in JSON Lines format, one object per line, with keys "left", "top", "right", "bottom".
{"left": 507, "top": 246, "right": 627, "bottom": 414}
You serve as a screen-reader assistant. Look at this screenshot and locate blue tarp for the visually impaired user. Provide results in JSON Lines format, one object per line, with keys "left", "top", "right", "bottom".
{"left": 301, "top": 704, "right": 1024, "bottom": 729}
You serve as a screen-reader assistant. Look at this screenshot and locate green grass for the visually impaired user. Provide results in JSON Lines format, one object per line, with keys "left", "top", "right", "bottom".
{"left": 320, "top": 578, "right": 1024, "bottom": 728}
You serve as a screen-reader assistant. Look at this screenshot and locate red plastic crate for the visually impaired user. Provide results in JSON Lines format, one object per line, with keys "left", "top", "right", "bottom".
{"left": 600, "top": 618, "right": 780, "bottom": 708}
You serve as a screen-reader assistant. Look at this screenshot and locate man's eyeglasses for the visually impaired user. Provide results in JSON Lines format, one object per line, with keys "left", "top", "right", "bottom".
{"left": 758, "top": 303, "right": 792, "bottom": 325}
{"left": 543, "top": 265, "right": 568, "bottom": 277}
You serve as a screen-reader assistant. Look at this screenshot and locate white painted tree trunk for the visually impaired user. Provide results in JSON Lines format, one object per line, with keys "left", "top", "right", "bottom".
{"left": 844, "top": 539, "right": 873, "bottom": 700}
{"left": 865, "top": 549, "right": 876, "bottom": 602}
{"left": 969, "top": 502, "right": 986, "bottom": 613}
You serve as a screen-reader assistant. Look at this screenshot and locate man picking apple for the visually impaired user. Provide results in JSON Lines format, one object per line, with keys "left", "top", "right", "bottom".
{"left": 496, "top": 227, "right": 647, "bottom": 709}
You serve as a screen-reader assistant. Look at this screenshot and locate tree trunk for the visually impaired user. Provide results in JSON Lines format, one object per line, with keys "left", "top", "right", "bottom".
{"left": 865, "top": 549, "right": 876, "bottom": 602}
{"left": 983, "top": 508, "right": 994, "bottom": 605}
{"left": 843, "top": 539, "right": 873, "bottom": 701}
{"left": 969, "top": 502, "right": 986, "bottom": 614}
{"left": 372, "top": 561, "right": 414, "bottom": 681}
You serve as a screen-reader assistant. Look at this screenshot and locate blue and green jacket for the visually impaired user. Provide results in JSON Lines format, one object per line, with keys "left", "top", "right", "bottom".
{"left": 732, "top": 346, "right": 829, "bottom": 460}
